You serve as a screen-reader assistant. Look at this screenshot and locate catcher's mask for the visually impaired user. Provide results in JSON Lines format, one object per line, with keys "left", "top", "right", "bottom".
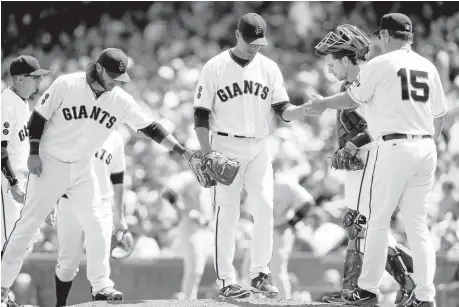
{"left": 314, "top": 24, "right": 371, "bottom": 61}
{"left": 110, "top": 230, "right": 134, "bottom": 259}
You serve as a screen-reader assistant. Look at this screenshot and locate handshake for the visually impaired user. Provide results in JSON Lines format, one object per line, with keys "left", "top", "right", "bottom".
{"left": 188, "top": 150, "right": 240, "bottom": 188}
{"left": 302, "top": 93, "right": 327, "bottom": 116}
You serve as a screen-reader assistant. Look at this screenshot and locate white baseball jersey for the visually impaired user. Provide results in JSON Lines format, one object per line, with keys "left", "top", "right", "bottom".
{"left": 273, "top": 173, "right": 314, "bottom": 225}
{"left": 348, "top": 48, "right": 448, "bottom": 139}
{"left": 34, "top": 72, "right": 152, "bottom": 163}
{"left": 93, "top": 130, "right": 126, "bottom": 199}
{"left": 193, "top": 50, "right": 289, "bottom": 138}
{"left": 1, "top": 88, "right": 30, "bottom": 173}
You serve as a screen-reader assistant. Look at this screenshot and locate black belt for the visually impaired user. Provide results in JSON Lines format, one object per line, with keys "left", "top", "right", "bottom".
{"left": 382, "top": 133, "right": 431, "bottom": 141}
{"left": 217, "top": 132, "right": 251, "bottom": 139}
{"left": 62, "top": 194, "right": 68, "bottom": 199}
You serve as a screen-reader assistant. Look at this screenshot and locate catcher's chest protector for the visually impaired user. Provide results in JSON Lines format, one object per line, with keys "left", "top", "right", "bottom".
{"left": 336, "top": 81, "right": 371, "bottom": 149}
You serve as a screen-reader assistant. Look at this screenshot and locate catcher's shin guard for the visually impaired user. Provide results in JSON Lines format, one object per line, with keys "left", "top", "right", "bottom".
{"left": 341, "top": 209, "right": 366, "bottom": 292}
{"left": 386, "top": 244, "right": 416, "bottom": 306}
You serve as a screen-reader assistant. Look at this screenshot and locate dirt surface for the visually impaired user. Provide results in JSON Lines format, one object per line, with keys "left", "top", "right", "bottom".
{"left": 69, "top": 299, "right": 357, "bottom": 307}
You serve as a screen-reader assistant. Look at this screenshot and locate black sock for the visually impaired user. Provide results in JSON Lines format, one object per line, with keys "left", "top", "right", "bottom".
{"left": 55, "top": 274, "right": 73, "bottom": 307}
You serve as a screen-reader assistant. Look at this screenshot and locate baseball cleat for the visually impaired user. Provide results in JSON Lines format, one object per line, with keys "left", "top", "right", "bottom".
{"left": 395, "top": 288, "right": 415, "bottom": 307}
{"left": 343, "top": 287, "right": 379, "bottom": 306}
{"left": 321, "top": 289, "right": 346, "bottom": 304}
{"left": 250, "top": 273, "right": 279, "bottom": 298}
{"left": 403, "top": 297, "right": 435, "bottom": 307}
{"left": 219, "top": 284, "right": 250, "bottom": 299}
{"left": 92, "top": 286, "right": 123, "bottom": 301}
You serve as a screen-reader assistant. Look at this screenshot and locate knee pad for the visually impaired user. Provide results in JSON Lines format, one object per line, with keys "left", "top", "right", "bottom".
{"left": 386, "top": 245, "right": 415, "bottom": 291}
{"left": 341, "top": 209, "right": 367, "bottom": 253}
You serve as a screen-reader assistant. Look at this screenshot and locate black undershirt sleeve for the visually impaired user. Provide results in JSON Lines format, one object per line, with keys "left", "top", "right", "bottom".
{"left": 110, "top": 172, "right": 124, "bottom": 184}
{"left": 1, "top": 141, "right": 18, "bottom": 186}
{"left": 139, "top": 121, "right": 170, "bottom": 144}
{"left": 271, "top": 101, "right": 291, "bottom": 122}
{"left": 194, "top": 107, "right": 210, "bottom": 129}
{"left": 28, "top": 111, "right": 47, "bottom": 155}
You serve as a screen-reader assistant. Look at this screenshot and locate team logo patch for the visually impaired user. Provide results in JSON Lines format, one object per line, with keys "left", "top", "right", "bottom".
{"left": 255, "top": 26, "right": 262, "bottom": 35}
{"left": 3, "top": 129, "right": 8, "bottom": 135}
{"left": 4, "top": 122, "right": 10, "bottom": 128}
{"left": 119, "top": 62, "right": 126, "bottom": 72}
{"left": 197, "top": 86, "right": 202, "bottom": 99}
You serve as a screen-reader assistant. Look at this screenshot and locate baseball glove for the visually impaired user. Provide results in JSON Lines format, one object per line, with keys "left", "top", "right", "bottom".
{"left": 331, "top": 142, "right": 364, "bottom": 171}
{"left": 202, "top": 151, "right": 240, "bottom": 186}
{"left": 188, "top": 151, "right": 216, "bottom": 188}
{"left": 110, "top": 230, "right": 134, "bottom": 259}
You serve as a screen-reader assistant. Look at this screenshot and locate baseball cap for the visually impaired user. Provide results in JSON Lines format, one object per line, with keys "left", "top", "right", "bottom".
{"left": 9, "top": 55, "right": 50, "bottom": 77}
{"left": 96, "top": 48, "right": 130, "bottom": 82}
{"left": 373, "top": 13, "right": 412, "bottom": 34}
{"left": 237, "top": 13, "right": 268, "bottom": 46}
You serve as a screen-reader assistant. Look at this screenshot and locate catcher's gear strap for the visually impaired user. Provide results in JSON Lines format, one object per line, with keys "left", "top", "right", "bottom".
{"left": 110, "top": 172, "right": 124, "bottom": 184}
{"left": 386, "top": 245, "right": 416, "bottom": 291}
{"left": 342, "top": 249, "right": 363, "bottom": 291}
{"left": 337, "top": 109, "right": 370, "bottom": 149}
{"left": 1, "top": 142, "right": 18, "bottom": 186}
{"left": 342, "top": 208, "right": 367, "bottom": 253}
{"left": 271, "top": 101, "right": 291, "bottom": 122}
{"left": 194, "top": 107, "right": 210, "bottom": 129}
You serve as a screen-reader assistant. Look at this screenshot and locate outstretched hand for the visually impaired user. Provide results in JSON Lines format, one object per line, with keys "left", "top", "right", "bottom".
{"left": 303, "top": 93, "right": 327, "bottom": 116}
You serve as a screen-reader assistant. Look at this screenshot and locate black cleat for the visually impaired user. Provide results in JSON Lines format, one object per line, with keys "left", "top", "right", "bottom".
{"left": 251, "top": 273, "right": 279, "bottom": 298}
{"left": 343, "top": 287, "right": 379, "bottom": 306}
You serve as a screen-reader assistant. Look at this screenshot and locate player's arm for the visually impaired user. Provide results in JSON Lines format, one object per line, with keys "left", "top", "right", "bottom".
{"left": 122, "top": 94, "right": 193, "bottom": 161}
{"left": 194, "top": 62, "right": 216, "bottom": 154}
{"left": 111, "top": 132, "right": 127, "bottom": 231}
{"left": 431, "top": 68, "right": 448, "bottom": 141}
{"left": 1, "top": 141, "right": 18, "bottom": 187}
{"left": 311, "top": 60, "right": 381, "bottom": 112}
{"left": 269, "top": 63, "right": 309, "bottom": 122}
{"left": 28, "top": 77, "right": 67, "bottom": 175}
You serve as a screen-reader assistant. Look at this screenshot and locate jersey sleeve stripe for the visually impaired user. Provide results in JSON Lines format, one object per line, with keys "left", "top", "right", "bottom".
{"left": 347, "top": 88, "right": 365, "bottom": 104}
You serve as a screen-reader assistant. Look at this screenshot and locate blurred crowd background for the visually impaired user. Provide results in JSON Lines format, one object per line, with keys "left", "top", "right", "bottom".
{"left": 2, "top": 1, "right": 458, "bottom": 305}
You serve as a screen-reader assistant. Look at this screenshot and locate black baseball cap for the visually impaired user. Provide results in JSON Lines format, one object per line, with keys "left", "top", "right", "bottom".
{"left": 9, "top": 55, "right": 50, "bottom": 77}
{"left": 96, "top": 48, "right": 130, "bottom": 82}
{"left": 237, "top": 13, "right": 268, "bottom": 46}
{"left": 373, "top": 13, "right": 412, "bottom": 34}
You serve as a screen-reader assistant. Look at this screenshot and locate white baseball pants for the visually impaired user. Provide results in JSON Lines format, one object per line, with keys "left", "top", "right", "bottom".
{"left": 55, "top": 195, "right": 114, "bottom": 291}
{"left": 1, "top": 153, "right": 113, "bottom": 293}
{"left": 1, "top": 172, "right": 39, "bottom": 252}
{"left": 357, "top": 137, "right": 437, "bottom": 302}
{"left": 211, "top": 134, "right": 273, "bottom": 288}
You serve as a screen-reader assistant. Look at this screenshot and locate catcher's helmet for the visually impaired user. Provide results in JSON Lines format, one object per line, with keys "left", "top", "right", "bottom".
{"left": 314, "top": 24, "right": 371, "bottom": 61}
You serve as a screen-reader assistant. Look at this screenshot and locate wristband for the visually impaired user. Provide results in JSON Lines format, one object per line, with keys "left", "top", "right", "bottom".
{"left": 30, "top": 140, "right": 40, "bottom": 155}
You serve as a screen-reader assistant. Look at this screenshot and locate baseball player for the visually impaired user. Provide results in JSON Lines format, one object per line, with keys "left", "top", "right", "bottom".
{"left": 52, "top": 130, "right": 126, "bottom": 306}
{"left": 307, "top": 14, "right": 447, "bottom": 307}
{"left": 193, "top": 13, "right": 311, "bottom": 299}
{"left": 1, "top": 48, "right": 196, "bottom": 303}
{"left": 312, "top": 24, "right": 416, "bottom": 306}
{"left": 161, "top": 170, "right": 213, "bottom": 300}
{"left": 241, "top": 159, "right": 315, "bottom": 299}
{"left": 1, "top": 56, "right": 49, "bottom": 307}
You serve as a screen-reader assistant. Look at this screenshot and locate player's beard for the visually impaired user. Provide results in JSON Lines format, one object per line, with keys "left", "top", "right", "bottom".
{"left": 86, "top": 61, "right": 111, "bottom": 92}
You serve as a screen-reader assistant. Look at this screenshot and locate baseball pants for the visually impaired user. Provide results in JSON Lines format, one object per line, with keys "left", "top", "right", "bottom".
{"left": 211, "top": 134, "right": 273, "bottom": 288}
{"left": 1, "top": 153, "right": 112, "bottom": 294}
{"left": 1, "top": 172, "right": 40, "bottom": 253}
{"left": 55, "top": 195, "right": 114, "bottom": 291}
{"left": 357, "top": 137, "right": 437, "bottom": 302}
